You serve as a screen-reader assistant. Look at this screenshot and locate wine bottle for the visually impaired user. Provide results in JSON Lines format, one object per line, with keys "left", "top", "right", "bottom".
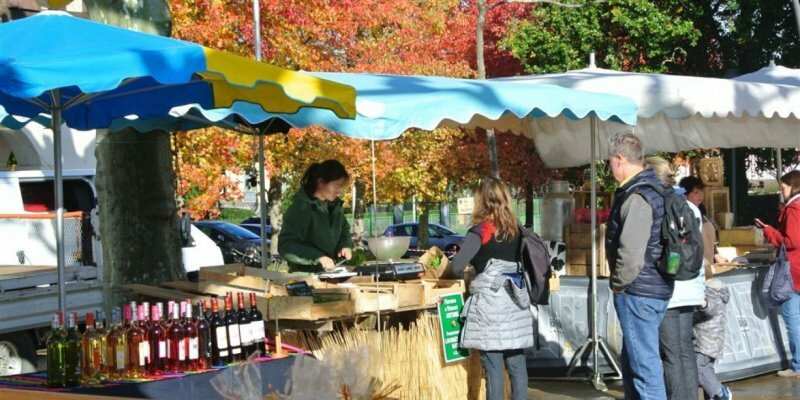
{"left": 203, "top": 299, "right": 212, "bottom": 321}
{"left": 126, "top": 303, "right": 147, "bottom": 379}
{"left": 167, "top": 302, "right": 186, "bottom": 373}
{"left": 236, "top": 292, "right": 252, "bottom": 357}
{"left": 225, "top": 294, "right": 242, "bottom": 362}
{"left": 107, "top": 308, "right": 128, "bottom": 380}
{"left": 81, "top": 313, "right": 103, "bottom": 384}
{"left": 141, "top": 302, "right": 151, "bottom": 330}
{"left": 209, "top": 298, "right": 229, "bottom": 366}
{"left": 95, "top": 310, "right": 109, "bottom": 381}
{"left": 196, "top": 302, "right": 212, "bottom": 370}
{"left": 248, "top": 293, "right": 266, "bottom": 356}
{"left": 46, "top": 313, "right": 66, "bottom": 387}
{"left": 147, "top": 304, "right": 166, "bottom": 375}
{"left": 183, "top": 300, "right": 200, "bottom": 371}
{"left": 64, "top": 312, "right": 81, "bottom": 387}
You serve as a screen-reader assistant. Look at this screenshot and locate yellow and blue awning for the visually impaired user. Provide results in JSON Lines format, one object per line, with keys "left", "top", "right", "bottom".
{"left": 0, "top": 11, "right": 355, "bottom": 130}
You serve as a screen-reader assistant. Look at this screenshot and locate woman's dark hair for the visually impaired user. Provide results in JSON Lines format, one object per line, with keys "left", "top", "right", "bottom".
{"left": 679, "top": 176, "right": 705, "bottom": 195}
{"left": 780, "top": 170, "right": 800, "bottom": 199}
{"left": 301, "top": 160, "right": 349, "bottom": 196}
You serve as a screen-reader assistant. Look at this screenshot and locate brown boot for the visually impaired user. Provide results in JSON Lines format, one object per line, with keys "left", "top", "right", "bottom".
{"left": 777, "top": 369, "right": 800, "bottom": 378}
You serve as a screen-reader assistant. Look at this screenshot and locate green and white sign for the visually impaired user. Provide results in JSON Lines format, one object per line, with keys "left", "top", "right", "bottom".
{"left": 437, "top": 293, "right": 469, "bottom": 363}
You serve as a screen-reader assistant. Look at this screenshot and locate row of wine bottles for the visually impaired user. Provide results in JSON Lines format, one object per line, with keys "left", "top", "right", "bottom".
{"left": 46, "top": 292, "right": 266, "bottom": 387}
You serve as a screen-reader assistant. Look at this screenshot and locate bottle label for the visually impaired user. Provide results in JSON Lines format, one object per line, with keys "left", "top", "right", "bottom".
{"left": 159, "top": 341, "right": 167, "bottom": 358}
{"left": 251, "top": 320, "right": 264, "bottom": 342}
{"left": 138, "top": 342, "right": 149, "bottom": 366}
{"left": 219, "top": 349, "right": 229, "bottom": 357}
{"left": 232, "top": 347, "right": 242, "bottom": 355}
{"left": 189, "top": 338, "right": 199, "bottom": 360}
{"left": 215, "top": 327, "right": 229, "bottom": 349}
{"left": 228, "top": 324, "right": 241, "bottom": 347}
{"left": 179, "top": 340, "right": 186, "bottom": 361}
{"left": 240, "top": 323, "right": 252, "bottom": 346}
{"left": 116, "top": 345, "right": 126, "bottom": 370}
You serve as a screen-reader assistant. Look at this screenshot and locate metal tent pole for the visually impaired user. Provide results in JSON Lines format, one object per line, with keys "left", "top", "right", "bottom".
{"left": 777, "top": 148, "right": 784, "bottom": 202}
{"left": 564, "top": 116, "right": 622, "bottom": 390}
{"left": 51, "top": 89, "right": 66, "bottom": 315}
{"left": 370, "top": 140, "right": 378, "bottom": 237}
{"left": 253, "top": 0, "right": 269, "bottom": 270}
{"left": 258, "top": 135, "right": 268, "bottom": 269}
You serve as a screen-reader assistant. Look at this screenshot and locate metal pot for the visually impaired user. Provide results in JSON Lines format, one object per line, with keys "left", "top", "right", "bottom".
{"left": 367, "top": 236, "right": 410, "bottom": 262}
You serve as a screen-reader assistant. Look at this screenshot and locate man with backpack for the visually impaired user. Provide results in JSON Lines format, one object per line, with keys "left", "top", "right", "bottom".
{"left": 605, "top": 133, "right": 675, "bottom": 400}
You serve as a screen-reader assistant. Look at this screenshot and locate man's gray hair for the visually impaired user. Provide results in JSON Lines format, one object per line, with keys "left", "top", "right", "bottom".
{"left": 608, "top": 132, "right": 644, "bottom": 164}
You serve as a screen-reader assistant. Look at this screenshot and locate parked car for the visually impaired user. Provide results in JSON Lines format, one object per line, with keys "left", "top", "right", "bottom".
{"left": 194, "top": 221, "right": 266, "bottom": 265}
{"left": 383, "top": 223, "right": 464, "bottom": 254}
{"left": 241, "top": 216, "right": 270, "bottom": 225}
{"left": 239, "top": 223, "right": 273, "bottom": 237}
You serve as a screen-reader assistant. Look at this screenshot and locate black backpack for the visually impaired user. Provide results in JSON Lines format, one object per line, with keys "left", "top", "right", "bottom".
{"left": 636, "top": 183, "right": 704, "bottom": 281}
{"left": 517, "top": 226, "right": 552, "bottom": 305}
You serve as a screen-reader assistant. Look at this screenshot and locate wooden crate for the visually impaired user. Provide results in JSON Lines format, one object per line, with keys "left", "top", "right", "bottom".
{"left": 719, "top": 227, "right": 764, "bottom": 246}
{"left": 704, "top": 186, "right": 730, "bottom": 226}
{"left": 261, "top": 295, "right": 354, "bottom": 321}
{"left": 565, "top": 223, "right": 610, "bottom": 277}
{"left": 420, "top": 279, "right": 466, "bottom": 306}
{"left": 573, "top": 191, "right": 614, "bottom": 209}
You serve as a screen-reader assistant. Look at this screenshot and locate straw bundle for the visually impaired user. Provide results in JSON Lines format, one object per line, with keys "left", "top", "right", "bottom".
{"left": 294, "top": 314, "right": 487, "bottom": 400}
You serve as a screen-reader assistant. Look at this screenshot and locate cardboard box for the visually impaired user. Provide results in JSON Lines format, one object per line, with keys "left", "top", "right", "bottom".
{"left": 719, "top": 227, "right": 764, "bottom": 246}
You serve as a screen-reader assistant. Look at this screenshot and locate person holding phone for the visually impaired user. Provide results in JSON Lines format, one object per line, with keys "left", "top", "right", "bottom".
{"left": 755, "top": 170, "right": 800, "bottom": 378}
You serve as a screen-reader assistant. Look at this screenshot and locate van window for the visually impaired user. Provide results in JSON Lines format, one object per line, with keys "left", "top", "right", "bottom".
{"left": 19, "top": 180, "right": 95, "bottom": 212}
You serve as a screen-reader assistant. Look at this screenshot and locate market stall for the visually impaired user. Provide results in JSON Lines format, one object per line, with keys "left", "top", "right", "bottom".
{"left": 503, "top": 59, "right": 800, "bottom": 384}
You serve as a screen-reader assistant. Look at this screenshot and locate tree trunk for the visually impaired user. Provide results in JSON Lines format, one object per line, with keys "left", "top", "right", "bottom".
{"left": 476, "top": 0, "right": 487, "bottom": 80}
{"left": 84, "top": 1, "right": 176, "bottom": 307}
{"left": 393, "top": 204, "right": 404, "bottom": 225}
{"left": 418, "top": 206, "right": 430, "bottom": 250}
{"left": 793, "top": 0, "right": 800, "bottom": 42}
{"left": 96, "top": 129, "right": 183, "bottom": 306}
{"left": 438, "top": 202, "right": 450, "bottom": 227}
{"left": 268, "top": 176, "right": 282, "bottom": 257}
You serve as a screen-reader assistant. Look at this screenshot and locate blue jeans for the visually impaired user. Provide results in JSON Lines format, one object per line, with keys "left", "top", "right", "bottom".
{"left": 614, "top": 292, "right": 669, "bottom": 400}
{"left": 479, "top": 350, "right": 528, "bottom": 400}
{"left": 781, "top": 292, "right": 800, "bottom": 372}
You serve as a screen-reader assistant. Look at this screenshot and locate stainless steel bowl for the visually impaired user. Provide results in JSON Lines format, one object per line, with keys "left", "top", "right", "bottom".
{"left": 367, "top": 236, "right": 411, "bottom": 262}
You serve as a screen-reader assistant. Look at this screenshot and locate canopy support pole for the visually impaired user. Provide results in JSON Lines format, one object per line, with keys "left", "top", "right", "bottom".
{"left": 370, "top": 140, "right": 378, "bottom": 237}
{"left": 51, "top": 89, "right": 67, "bottom": 317}
{"left": 565, "top": 116, "right": 623, "bottom": 390}
{"left": 487, "top": 128, "right": 499, "bottom": 178}
{"left": 777, "top": 148, "right": 784, "bottom": 202}
{"left": 258, "top": 133, "right": 268, "bottom": 269}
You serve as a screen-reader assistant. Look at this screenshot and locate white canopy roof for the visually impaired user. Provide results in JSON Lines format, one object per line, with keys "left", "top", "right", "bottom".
{"left": 734, "top": 61, "right": 800, "bottom": 86}
{"left": 500, "top": 67, "right": 800, "bottom": 168}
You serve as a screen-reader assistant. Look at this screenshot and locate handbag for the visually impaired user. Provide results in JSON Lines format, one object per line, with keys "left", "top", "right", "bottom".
{"left": 762, "top": 245, "right": 796, "bottom": 308}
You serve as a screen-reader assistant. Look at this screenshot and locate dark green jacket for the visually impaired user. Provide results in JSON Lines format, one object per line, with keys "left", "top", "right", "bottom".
{"left": 278, "top": 190, "right": 353, "bottom": 272}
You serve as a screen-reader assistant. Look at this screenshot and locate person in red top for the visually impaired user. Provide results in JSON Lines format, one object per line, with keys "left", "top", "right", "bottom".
{"left": 755, "top": 170, "right": 800, "bottom": 377}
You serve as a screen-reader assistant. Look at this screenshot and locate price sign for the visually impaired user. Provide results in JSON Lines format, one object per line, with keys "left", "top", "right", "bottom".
{"left": 437, "top": 293, "right": 469, "bottom": 363}
{"left": 457, "top": 197, "right": 474, "bottom": 215}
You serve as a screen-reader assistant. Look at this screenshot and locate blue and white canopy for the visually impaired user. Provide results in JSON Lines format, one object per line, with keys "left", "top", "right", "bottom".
{"left": 109, "top": 72, "right": 638, "bottom": 168}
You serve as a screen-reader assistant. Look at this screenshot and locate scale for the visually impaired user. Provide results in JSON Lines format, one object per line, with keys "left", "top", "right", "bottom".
{"left": 354, "top": 259, "right": 425, "bottom": 281}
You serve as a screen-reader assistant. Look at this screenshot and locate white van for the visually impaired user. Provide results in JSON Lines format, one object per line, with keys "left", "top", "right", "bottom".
{"left": 0, "top": 125, "right": 223, "bottom": 375}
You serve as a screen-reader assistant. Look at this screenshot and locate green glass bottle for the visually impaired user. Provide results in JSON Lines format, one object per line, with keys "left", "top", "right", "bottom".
{"left": 64, "top": 312, "right": 82, "bottom": 387}
{"left": 46, "top": 313, "right": 66, "bottom": 387}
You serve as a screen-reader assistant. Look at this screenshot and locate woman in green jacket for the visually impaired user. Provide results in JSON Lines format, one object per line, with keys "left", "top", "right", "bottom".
{"left": 278, "top": 160, "right": 353, "bottom": 272}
